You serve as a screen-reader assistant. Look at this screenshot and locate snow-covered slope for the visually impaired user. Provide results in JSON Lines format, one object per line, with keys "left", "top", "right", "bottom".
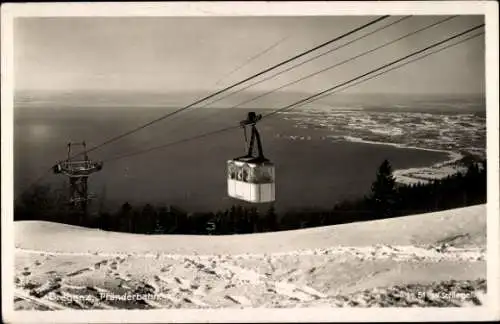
{"left": 15, "top": 205, "right": 485, "bottom": 255}
{"left": 13, "top": 205, "right": 487, "bottom": 310}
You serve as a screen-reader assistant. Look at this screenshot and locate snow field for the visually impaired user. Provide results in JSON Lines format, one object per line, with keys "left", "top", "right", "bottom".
{"left": 13, "top": 205, "right": 487, "bottom": 309}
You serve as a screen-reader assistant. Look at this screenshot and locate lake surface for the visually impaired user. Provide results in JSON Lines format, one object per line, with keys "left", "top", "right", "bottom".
{"left": 13, "top": 107, "right": 449, "bottom": 213}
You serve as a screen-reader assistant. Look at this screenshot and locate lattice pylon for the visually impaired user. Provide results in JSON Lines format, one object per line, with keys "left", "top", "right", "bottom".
{"left": 68, "top": 176, "right": 89, "bottom": 214}
{"left": 53, "top": 141, "right": 103, "bottom": 218}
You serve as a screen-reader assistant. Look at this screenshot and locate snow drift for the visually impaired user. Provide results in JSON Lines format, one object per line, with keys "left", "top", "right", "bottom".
{"left": 13, "top": 205, "right": 487, "bottom": 310}
{"left": 15, "top": 205, "right": 485, "bottom": 255}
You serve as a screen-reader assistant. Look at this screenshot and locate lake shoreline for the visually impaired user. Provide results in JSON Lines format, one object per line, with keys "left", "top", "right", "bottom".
{"left": 339, "top": 135, "right": 464, "bottom": 185}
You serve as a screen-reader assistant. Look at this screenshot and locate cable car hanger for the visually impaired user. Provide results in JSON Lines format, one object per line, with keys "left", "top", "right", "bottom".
{"left": 237, "top": 112, "right": 269, "bottom": 164}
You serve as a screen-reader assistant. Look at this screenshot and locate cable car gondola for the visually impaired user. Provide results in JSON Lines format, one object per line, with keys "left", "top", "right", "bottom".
{"left": 227, "top": 112, "right": 275, "bottom": 203}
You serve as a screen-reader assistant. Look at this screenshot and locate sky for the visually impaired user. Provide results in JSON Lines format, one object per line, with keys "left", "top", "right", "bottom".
{"left": 14, "top": 15, "right": 485, "bottom": 100}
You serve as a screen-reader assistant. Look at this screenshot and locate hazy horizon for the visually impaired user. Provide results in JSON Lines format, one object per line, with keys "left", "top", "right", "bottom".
{"left": 14, "top": 89, "right": 486, "bottom": 110}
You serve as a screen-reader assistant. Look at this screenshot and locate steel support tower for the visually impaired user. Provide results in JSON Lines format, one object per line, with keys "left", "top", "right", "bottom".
{"left": 53, "top": 141, "right": 103, "bottom": 217}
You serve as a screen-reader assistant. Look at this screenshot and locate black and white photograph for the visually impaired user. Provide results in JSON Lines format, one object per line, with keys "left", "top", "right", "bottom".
{"left": 1, "top": 1, "right": 499, "bottom": 322}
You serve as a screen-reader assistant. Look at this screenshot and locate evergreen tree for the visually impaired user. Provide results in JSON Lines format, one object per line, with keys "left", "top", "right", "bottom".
{"left": 141, "top": 204, "right": 156, "bottom": 234}
{"left": 248, "top": 207, "right": 259, "bottom": 233}
{"left": 118, "top": 202, "right": 133, "bottom": 232}
{"left": 15, "top": 184, "right": 55, "bottom": 221}
{"left": 99, "top": 212, "right": 112, "bottom": 231}
{"left": 153, "top": 218, "right": 165, "bottom": 234}
{"left": 266, "top": 204, "right": 278, "bottom": 232}
{"left": 170, "top": 205, "right": 188, "bottom": 234}
{"left": 156, "top": 206, "right": 170, "bottom": 234}
{"left": 369, "top": 159, "right": 397, "bottom": 218}
{"left": 228, "top": 205, "right": 237, "bottom": 234}
{"left": 98, "top": 185, "right": 108, "bottom": 217}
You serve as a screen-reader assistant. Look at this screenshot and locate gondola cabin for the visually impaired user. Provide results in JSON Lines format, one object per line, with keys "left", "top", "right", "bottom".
{"left": 227, "top": 158, "right": 275, "bottom": 203}
{"left": 227, "top": 111, "right": 275, "bottom": 203}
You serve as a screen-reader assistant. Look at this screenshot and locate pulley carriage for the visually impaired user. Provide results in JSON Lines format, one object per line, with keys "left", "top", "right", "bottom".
{"left": 227, "top": 112, "right": 275, "bottom": 203}
{"left": 53, "top": 160, "right": 103, "bottom": 177}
